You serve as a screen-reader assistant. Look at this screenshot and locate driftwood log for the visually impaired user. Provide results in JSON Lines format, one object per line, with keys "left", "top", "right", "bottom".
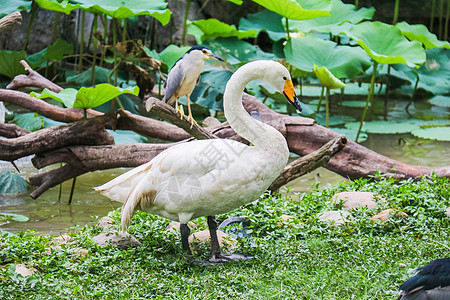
{"left": 1, "top": 61, "right": 449, "bottom": 199}
{"left": 0, "top": 12, "right": 22, "bottom": 35}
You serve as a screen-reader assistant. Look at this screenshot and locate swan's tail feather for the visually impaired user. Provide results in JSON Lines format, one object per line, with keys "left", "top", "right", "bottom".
{"left": 121, "top": 175, "right": 157, "bottom": 231}
{"left": 94, "top": 161, "right": 153, "bottom": 203}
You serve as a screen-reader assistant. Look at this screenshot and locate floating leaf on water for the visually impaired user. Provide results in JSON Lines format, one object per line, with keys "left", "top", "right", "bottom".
{"left": 0, "top": 213, "right": 29, "bottom": 223}
{"left": 107, "top": 130, "right": 147, "bottom": 145}
{"left": 345, "top": 120, "right": 420, "bottom": 134}
{"left": 412, "top": 127, "right": 450, "bottom": 141}
{"left": 428, "top": 95, "right": 450, "bottom": 108}
{"left": 331, "top": 128, "right": 367, "bottom": 142}
{"left": 0, "top": 170, "right": 29, "bottom": 195}
{"left": 316, "top": 115, "right": 355, "bottom": 126}
{"left": 341, "top": 101, "right": 367, "bottom": 108}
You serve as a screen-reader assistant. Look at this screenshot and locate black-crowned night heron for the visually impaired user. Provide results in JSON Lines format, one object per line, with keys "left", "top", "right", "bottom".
{"left": 95, "top": 60, "right": 302, "bottom": 264}
{"left": 398, "top": 258, "right": 450, "bottom": 299}
{"left": 162, "top": 45, "right": 223, "bottom": 127}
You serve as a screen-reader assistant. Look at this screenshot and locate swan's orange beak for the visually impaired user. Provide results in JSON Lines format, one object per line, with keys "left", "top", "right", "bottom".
{"left": 283, "top": 79, "right": 302, "bottom": 113}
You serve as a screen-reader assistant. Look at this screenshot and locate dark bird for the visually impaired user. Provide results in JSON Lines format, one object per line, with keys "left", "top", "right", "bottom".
{"left": 398, "top": 258, "right": 450, "bottom": 300}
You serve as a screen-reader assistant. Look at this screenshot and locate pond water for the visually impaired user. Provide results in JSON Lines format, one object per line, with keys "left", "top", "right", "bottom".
{"left": 1, "top": 98, "right": 449, "bottom": 234}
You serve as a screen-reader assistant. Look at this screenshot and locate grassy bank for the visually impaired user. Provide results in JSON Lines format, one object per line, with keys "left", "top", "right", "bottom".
{"left": 1, "top": 175, "right": 449, "bottom": 299}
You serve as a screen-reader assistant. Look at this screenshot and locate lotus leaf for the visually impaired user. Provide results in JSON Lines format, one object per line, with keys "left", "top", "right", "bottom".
{"left": 313, "top": 65, "right": 346, "bottom": 89}
{"left": 412, "top": 127, "right": 450, "bottom": 141}
{"left": 429, "top": 95, "right": 450, "bottom": 108}
{"left": 35, "top": 0, "right": 79, "bottom": 14}
{"left": 188, "top": 67, "right": 233, "bottom": 111}
{"left": 251, "top": 0, "right": 331, "bottom": 20}
{"left": 289, "top": 0, "right": 374, "bottom": 34}
{"left": 392, "top": 48, "right": 449, "bottom": 95}
{"left": 0, "top": 213, "right": 29, "bottom": 222}
{"left": 331, "top": 128, "right": 367, "bottom": 142}
{"left": 284, "top": 36, "right": 371, "bottom": 79}
{"left": 70, "top": 0, "right": 171, "bottom": 25}
{"left": 316, "top": 114, "right": 355, "bottom": 126}
{"left": 188, "top": 19, "right": 258, "bottom": 41}
{"left": 345, "top": 120, "right": 421, "bottom": 134}
{"left": 31, "top": 84, "right": 139, "bottom": 110}
{"left": 343, "top": 21, "right": 426, "bottom": 67}
{"left": 396, "top": 22, "right": 450, "bottom": 49}
{"left": 27, "top": 39, "right": 73, "bottom": 68}
{"left": 0, "top": 50, "right": 26, "bottom": 78}
{"left": 66, "top": 66, "right": 128, "bottom": 86}
{"left": 204, "top": 37, "right": 276, "bottom": 65}
{"left": 238, "top": 9, "right": 286, "bottom": 41}
{"left": 0, "top": 170, "right": 29, "bottom": 195}
{"left": 12, "top": 112, "right": 44, "bottom": 132}
{"left": 107, "top": 130, "right": 147, "bottom": 145}
{"left": 0, "top": 0, "right": 31, "bottom": 17}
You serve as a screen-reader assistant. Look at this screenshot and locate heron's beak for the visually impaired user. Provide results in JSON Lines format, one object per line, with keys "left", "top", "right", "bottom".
{"left": 283, "top": 79, "right": 302, "bottom": 113}
{"left": 208, "top": 52, "right": 224, "bottom": 62}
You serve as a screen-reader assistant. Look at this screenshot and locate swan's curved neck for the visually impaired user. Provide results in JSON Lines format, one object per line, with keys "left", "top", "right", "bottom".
{"left": 223, "top": 63, "right": 287, "bottom": 152}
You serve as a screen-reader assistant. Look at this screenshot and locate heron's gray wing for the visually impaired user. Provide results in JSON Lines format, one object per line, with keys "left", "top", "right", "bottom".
{"left": 162, "top": 63, "right": 185, "bottom": 106}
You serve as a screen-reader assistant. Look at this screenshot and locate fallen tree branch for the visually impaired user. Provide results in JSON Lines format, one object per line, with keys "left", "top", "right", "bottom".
{"left": 29, "top": 143, "right": 172, "bottom": 199}
{"left": 6, "top": 60, "right": 62, "bottom": 92}
{"left": 0, "top": 12, "right": 22, "bottom": 34}
{"left": 0, "top": 116, "right": 114, "bottom": 162}
{"left": 269, "top": 135, "right": 347, "bottom": 191}
{"left": 0, "top": 123, "right": 30, "bottom": 138}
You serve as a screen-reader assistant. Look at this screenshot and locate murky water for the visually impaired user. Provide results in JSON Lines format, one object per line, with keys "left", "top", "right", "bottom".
{"left": 1, "top": 98, "right": 449, "bottom": 234}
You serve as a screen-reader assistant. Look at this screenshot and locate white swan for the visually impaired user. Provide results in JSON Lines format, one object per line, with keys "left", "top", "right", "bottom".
{"left": 95, "top": 60, "right": 301, "bottom": 263}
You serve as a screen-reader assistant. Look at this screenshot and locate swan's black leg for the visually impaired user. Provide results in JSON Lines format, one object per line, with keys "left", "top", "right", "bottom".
{"left": 207, "top": 216, "right": 252, "bottom": 263}
{"left": 180, "top": 223, "right": 193, "bottom": 260}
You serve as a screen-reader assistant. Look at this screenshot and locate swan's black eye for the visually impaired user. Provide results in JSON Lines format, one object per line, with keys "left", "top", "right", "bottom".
{"left": 283, "top": 76, "right": 287, "bottom": 80}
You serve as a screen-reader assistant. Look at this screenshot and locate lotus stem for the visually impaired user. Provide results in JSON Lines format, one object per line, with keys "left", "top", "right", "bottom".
{"left": 316, "top": 86, "right": 325, "bottom": 114}
{"left": 53, "top": 12, "right": 59, "bottom": 42}
{"left": 99, "top": 15, "right": 107, "bottom": 68}
{"left": 393, "top": 0, "right": 400, "bottom": 24}
{"left": 78, "top": 11, "right": 85, "bottom": 72}
{"left": 182, "top": 0, "right": 192, "bottom": 46}
{"left": 355, "top": 0, "right": 359, "bottom": 9}
{"left": 122, "top": 18, "right": 127, "bottom": 41}
{"left": 23, "top": 2, "right": 40, "bottom": 51}
{"left": 356, "top": 61, "right": 378, "bottom": 142}
{"left": 90, "top": 14, "right": 98, "bottom": 86}
{"left": 430, "top": 0, "right": 436, "bottom": 30}
{"left": 113, "top": 19, "right": 118, "bottom": 86}
{"left": 285, "top": 18, "right": 291, "bottom": 40}
{"left": 445, "top": 0, "right": 449, "bottom": 40}
{"left": 68, "top": 177, "right": 76, "bottom": 205}
{"left": 384, "top": 64, "right": 391, "bottom": 120}
{"left": 439, "top": 0, "right": 444, "bottom": 38}
{"left": 325, "top": 88, "right": 330, "bottom": 128}
{"left": 406, "top": 73, "right": 420, "bottom": 115}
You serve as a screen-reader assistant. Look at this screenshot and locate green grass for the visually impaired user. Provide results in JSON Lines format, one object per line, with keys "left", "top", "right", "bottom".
{"left": 1, "top": 175, "right": 449, "bottom": 299}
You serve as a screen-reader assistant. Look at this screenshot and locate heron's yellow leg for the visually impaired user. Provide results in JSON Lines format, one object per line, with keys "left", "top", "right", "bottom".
{"left": 186, "top": 95, "right": 198, "bottom": 129}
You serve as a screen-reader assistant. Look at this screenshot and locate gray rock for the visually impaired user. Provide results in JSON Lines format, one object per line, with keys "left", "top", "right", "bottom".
{"left": 92, "top": 231, "right": 141, "bottom": 249}
{"left": 331, "top": 192, "right": 385, "bottom": 209}
{"left": 318, "top": 210, "right": 353, "bottom": 225}
{"left": 98, "top": 217, "right": 115, "bottom": 231}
